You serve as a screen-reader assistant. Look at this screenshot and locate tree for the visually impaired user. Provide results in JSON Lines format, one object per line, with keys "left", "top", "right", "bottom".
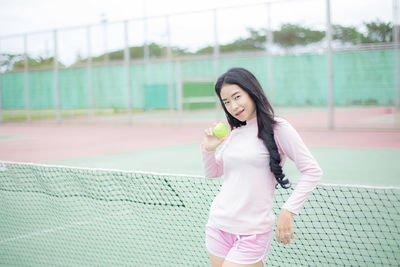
{"left": 1, "top": 54, "right": 24, "bottom": 71}
{"left": 87, "top": 42, "right": 190, "bottom": 62}
{"left": 332, "top": 25, "right": 363, "bottom": 44}
{"left": 11, "top": 55, "right": 64, "bottom": 69}
{"left": 273, "top": 24, "right": 325, "bottom": 47}
{"left": 222, "top": 29, "right": 265, "bottom": 53}
{"left": 1, "top": 20, "right": 397, "bottom": 72}
{"left": 362, "top": 20, "right": 393, "bottom": 43}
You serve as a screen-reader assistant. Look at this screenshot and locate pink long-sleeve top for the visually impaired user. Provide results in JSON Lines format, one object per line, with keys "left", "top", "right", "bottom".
{"left": 201, "top": 117, "right": 322, "bottom": 235}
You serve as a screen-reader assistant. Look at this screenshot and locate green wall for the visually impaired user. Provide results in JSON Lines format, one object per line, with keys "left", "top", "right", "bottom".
{"left": 1, "top": 49, "right": 396, "bottom": 109}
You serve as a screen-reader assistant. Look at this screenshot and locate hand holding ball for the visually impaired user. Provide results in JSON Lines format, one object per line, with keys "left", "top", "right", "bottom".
{"left": 213, "top": 123, "right": 229, "bottom": 138}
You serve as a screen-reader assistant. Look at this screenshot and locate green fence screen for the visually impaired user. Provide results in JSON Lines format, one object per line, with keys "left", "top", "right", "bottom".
{"left": 1, "top": 49, "right": 395, "bottom": 110}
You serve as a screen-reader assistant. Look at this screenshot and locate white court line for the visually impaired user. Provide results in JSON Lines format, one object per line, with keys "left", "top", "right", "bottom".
{"left": 0, "top": 209, "right": 133, "bottom": 245}
{"left": 0, "top": 160, "right": 205, "bottom": 179}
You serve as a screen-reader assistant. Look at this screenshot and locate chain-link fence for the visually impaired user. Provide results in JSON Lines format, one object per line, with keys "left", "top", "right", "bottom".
{"left": 0, "top": 0, "right": 399, "bottom": 129}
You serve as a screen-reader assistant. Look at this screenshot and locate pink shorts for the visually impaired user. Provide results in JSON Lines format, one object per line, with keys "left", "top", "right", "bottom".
{"left": 205, "top": 225, "right": 273, "bottom": 265}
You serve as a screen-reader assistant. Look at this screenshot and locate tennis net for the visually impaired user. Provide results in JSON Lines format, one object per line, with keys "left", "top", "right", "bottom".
{"left": 0, "top": 161, "right": 399, "bottom": 266}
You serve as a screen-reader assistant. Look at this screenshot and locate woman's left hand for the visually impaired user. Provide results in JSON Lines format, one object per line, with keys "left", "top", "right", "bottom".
{"left": 276, "top": 208, "right": 295, "bottom": 245}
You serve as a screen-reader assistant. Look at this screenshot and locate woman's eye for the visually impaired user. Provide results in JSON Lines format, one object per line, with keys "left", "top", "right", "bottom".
{"left": 234, "top": 95, "right": 240, "bottom": 100}
{"left": 223, "top": 101, "right": 229, "bottom": 105}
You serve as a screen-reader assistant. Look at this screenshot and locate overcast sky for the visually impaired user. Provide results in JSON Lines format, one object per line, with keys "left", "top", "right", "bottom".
{"left": 0, "top": 0, "right": 394, "bottom": 65}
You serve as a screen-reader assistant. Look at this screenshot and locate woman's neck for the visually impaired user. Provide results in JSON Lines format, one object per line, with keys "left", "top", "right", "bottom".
{"left": 246, "top": 117, "right": 257, "bottom": 125}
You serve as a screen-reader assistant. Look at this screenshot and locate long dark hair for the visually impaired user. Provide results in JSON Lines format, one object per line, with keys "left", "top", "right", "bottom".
{"left": 215, "top": 67, "right": 290, "bottom": 189}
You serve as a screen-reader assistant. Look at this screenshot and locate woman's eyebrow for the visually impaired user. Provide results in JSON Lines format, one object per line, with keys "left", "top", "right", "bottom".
{"left": 221, "top": 91, "right": 240, "bottom": 101}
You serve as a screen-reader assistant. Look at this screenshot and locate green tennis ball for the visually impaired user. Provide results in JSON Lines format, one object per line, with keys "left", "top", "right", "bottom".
{"left": 213, "top": 123, "right": 229, "bottom": 138}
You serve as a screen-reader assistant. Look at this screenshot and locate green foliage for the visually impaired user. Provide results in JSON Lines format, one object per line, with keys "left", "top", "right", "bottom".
{"left": 1, "top": 54, "right": 64, "bottom": 70}
{"left": 362, "top": 20, "right": 393, "bottom": 43}
{"left": 273, "top": 24, "right": 325, "bottom": 47}
{"left": 194, "top": 46, "right": 213, "bottom": 55}
{"left": 1, "top": 19, "right": 395, "bottom": 72}
{"left": 89, "top": 42, "right": 191, "bottom": 61}
{"left": 333, "top": 25, "right": 363, "bottom": 44}
{"left": 17, "top": 56, "right": 63, "bottom": 69}
{"left": 220, "top": 28, "right": 266, "bottom": 52}
{"left": 171, "top": 47, "right": 190, "bottom": 57}
{"left": 0, "top": 54, "right": 23, "bottom": 70}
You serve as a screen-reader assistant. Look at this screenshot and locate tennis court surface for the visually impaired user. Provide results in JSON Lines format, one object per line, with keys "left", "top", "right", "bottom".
{"left": 1, "top": 107, "right": 399, "bottom": 266}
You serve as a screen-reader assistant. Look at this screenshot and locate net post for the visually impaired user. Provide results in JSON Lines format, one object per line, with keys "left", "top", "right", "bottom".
{"left": 124, "top": 20, "right": 133, "bottom": 125}
{"left": 24, "top": 33, "right": 31, "bottom": 123}
{"left": 326, "top": 0, "right": 334, "bottom": 130}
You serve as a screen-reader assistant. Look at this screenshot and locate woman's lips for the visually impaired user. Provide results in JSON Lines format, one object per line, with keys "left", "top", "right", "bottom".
{"left": 235, "top": 110, "right": 244, "bottom": 117}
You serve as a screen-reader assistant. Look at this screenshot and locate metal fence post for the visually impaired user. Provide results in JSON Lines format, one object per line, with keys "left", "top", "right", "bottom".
{"left": 166, "top": 15, "right": 174, "bottom": 111}
{"left": 124, "top": 20, "right": 133, "bottom": 124}
{"left": 177, "top": 60, "right": 182, "bottom": 114}
{"left": 266, "top": 3, "right": 274, "bottom": 105}
{"left": 213, "top": 8, "right": 220, "bottom": 118}
{"left": 101, "top": 13, "right": 109, "bottom": 64}
{"left": 24, "top": 33, "right": 31, "bottom": 122}
{"left": 0, "top": 39, "right": 3, "bottom": 122}
{"left": 87, "top": 25, "right": 94, "bottom": 117}
{"left": 326, "top": 0, "right": 334, "bottom": 129}
{"left": 394, "top": 0, "right": 400, "bottom": 111}
{"left": 213, "top": 8, "right": 220, "bottom": 78}
{"left": 143, "top": 2, "right": 149, "bottom": 61}
{"left": 54, "top": 29, "right": 61, "bottom": 123}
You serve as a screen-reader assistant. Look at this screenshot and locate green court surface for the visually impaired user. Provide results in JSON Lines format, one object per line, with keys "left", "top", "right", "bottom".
{"left": 46, "top": 143, "right": 400, "bottom": 187}
{"left": 3, "top": 132, "right": 400, "bottom": 266}
{"left": 0, "top": 135, "right": 18, "bottom": 140}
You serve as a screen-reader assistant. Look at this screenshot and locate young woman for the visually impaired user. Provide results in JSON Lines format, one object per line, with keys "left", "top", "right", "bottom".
{"left": 201, "top": 68, "right": 322, "bottom": 267}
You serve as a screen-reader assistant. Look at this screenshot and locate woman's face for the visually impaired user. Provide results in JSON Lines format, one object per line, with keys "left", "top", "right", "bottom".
{"left": 220, "top": 84, "right": 257, "bottom": 122}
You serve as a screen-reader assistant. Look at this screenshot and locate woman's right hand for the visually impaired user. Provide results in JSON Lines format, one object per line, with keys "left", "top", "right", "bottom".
{"left": 203, "top": 123, "right": 228, "bottom": 151}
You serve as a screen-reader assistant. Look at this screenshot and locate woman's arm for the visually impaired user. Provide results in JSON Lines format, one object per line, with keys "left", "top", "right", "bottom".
{"left": 201, "top": 124, "right": 229, "bottom": 178}
{"left": 274, "top": 118, "right": 323, "bottom": 215}
{"left": 201, "top": 145, "right": 224, "bottom": 178}
{"left": 274, "top": 118, "right": 322, "bottom": 245}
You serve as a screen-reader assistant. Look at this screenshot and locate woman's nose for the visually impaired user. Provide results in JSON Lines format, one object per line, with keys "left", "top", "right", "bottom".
{"left": 231, "top": 101, "right": 239, "bottom": 109}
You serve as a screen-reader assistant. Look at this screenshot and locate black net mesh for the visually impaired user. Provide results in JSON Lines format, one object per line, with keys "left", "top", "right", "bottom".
{"left": 0, "top": 161, "right": 399, "bottom": 266}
